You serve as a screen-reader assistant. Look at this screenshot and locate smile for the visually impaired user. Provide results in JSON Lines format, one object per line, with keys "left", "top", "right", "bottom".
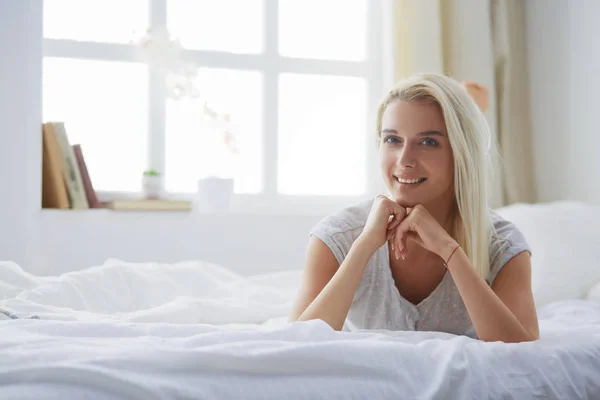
{"left": 395, "top": 177, "right": 427, "bottom": 184}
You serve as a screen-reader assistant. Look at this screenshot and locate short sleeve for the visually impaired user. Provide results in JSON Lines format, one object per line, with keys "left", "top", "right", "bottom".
{"left": 486, "top": 215, "right": 532, "bottom": 285}
{"left": 307, "top": 200, "right": 372, "bottom": 267}
{"left": 309, "top": 217, "right": 347, "bottom": 265}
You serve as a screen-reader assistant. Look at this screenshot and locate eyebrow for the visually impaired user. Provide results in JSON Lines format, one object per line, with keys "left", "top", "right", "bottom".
{"left": 381, "top": 129, "right": 445, "bottom": 137}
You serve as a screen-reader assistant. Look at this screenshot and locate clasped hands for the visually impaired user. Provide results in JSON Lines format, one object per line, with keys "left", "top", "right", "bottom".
{"left": 361, "top": 195, "right": 458, "bottom": 264}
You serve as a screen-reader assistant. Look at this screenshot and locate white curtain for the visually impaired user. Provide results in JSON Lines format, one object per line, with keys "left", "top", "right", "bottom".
{"left": 386, "top": 0, "right": 536, "bottom": 208}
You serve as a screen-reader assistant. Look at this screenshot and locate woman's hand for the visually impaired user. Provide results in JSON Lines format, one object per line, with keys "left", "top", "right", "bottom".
{"left": 389, "top": 204, "right": 458, "bottom": 262}
{"left": 359, "top": 195, "right": 407, "bottom": 252}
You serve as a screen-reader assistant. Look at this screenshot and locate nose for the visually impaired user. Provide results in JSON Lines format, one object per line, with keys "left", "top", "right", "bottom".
{"left": 396, "top": 143, "right": 417, "bottom": 168}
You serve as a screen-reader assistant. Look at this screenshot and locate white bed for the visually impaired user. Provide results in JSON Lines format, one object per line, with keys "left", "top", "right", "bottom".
{"left": 1, "top": 201, "right": 600, "bottom": 399}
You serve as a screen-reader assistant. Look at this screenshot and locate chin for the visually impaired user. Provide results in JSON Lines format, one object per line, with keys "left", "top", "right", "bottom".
{"left": 390, "top": 193, "right": 421, "bottom": 208}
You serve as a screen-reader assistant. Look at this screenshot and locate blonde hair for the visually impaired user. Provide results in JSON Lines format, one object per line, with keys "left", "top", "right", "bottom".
{"left": 376, "top": 73, "right": 495, "bottom": 280}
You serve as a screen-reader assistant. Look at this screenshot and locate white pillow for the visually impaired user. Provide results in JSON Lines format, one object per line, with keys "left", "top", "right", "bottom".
{"left": 586, "top": 281, "right": 600, "bottom": 304}
{"left": 495, "top": 201, "right": 600, "bottom": 307}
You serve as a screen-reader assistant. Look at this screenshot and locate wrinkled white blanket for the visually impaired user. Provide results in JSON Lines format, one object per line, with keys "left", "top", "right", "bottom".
{"left": 0, "top": 259, "right": 301, "bottom": 325}
{"left": 1, "top": 260, "right": 600, "bottom": 400}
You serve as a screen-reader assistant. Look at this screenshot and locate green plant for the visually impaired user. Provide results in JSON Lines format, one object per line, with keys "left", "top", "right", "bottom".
{"left": 143, "top": 169, "right": 161, "bottom": 177}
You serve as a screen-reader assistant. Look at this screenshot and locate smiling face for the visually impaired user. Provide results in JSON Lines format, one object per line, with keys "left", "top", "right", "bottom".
{"left": 379, "top": 100, "right": 455, "bottom": 210}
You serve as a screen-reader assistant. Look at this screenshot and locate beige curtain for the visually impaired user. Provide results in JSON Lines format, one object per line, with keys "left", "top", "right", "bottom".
{"left": 387, "top": 0, "right": 536, "bottom": 208}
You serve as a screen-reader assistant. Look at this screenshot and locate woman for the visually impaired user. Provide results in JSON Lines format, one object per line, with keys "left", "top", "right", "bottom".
{"left": 288, "top": 73, "right": 539, "bottom": 343}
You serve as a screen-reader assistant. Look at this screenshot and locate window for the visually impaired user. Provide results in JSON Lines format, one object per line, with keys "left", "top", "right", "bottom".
{"left": 42, "top": 0, "right": 385, "bottom": 211}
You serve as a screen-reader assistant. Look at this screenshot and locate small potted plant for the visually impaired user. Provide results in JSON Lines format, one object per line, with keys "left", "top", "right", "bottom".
{"left": 142, "top": 169, "right": 163, "bottom": 199}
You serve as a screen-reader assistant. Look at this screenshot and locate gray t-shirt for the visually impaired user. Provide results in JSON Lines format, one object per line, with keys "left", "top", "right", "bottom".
{"left": 309, "top": 199, "right": 531, "bottom": 338}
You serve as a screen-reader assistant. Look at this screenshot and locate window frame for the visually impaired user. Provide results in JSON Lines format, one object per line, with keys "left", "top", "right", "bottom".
{"left": 42, "top": 0, "right": 387, "bottom": 214}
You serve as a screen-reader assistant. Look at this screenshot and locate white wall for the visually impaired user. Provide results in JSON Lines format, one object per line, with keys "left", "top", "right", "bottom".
{"left": 37, "top": 210, "right": 321, "bottom": 276}
{"left": 525, "top": 0, "right": 600, "bottom": 203}
{"left": 0, "top": 1, "right": 324, "bottom": 276}
{"left": 0, "top": 0, "right": 43, "bottom": 271}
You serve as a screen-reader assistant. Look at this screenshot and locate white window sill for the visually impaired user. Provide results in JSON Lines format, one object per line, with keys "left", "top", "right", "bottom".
{"left": 40, "top": 193, "right": 375, "bottom": 217}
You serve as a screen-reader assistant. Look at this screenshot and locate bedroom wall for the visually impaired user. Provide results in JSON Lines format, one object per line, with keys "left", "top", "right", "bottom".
{"left": 0, "top": 1, "right": 43, "bottom": 273}
{"left": 525, "top": 0, "right": 600, "bottom": 203}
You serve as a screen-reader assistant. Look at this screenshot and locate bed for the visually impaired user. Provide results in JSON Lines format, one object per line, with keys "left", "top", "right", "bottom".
{"left": 1, "top": 201, "right": 600, "bottom": 399}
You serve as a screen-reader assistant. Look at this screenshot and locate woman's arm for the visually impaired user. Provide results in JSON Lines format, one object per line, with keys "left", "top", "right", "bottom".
{"left": 288, "top": 235, "right": 378, "bottom": 331}
{"left": 445, "top": 245, "right": 540, "bottom": 343}
{"left": 289, "top": 196, "right": 406, "bottom": 331}
{"left": 391, "top": 205, "right": 539, "bottom": 343}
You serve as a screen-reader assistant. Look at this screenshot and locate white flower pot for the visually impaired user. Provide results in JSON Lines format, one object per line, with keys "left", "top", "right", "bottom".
{"left": 196, "top": 177, "right": 234, "bottom": 212}
{"left": 142, "top": 175, "right": 163, "bottom": 199}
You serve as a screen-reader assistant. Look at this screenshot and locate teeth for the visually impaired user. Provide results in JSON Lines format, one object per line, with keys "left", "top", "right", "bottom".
{"left": 397, "top": 177, "right": 425, "bottom": 184}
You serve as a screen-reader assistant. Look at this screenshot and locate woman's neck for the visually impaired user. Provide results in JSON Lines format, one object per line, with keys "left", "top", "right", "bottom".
{"left": 423, "top": 198, "right": 457, "bottom": 234}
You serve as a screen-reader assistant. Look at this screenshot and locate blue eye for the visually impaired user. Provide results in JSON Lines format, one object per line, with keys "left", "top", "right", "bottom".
{"left": 384, "top": 136, "right": 401, "bottom": 144}
{"left": 421, "top": 138, "right": 439, "bottom": 147}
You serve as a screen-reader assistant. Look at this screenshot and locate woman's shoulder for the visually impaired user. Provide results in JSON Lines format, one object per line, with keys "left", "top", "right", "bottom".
{"left": 312, "top": 198, "right": 373, "bottom": 234}
{"left": 490, "top": 211, "right": 530, "bottom": 249}
{"left": 487, "top": 211, "right": 532, "bottom": 284}
{"left": 308, "top": 198, "right": 374, "bottom": 264}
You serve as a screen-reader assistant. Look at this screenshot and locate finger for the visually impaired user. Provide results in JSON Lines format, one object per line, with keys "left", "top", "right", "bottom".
{"left": 395, "top": 203, "right": 408, "bottom": 217}
{"left": 388, "top": 231, "right": 399, "bottom": 259}
{"left": 393, "top": 227, "right": 403, "bottom": 259}
{"left": 394, "top": 214, "right": 415, "bottom": 253}
{"left": 387, "top": 199, "right": 407, "bottom": 218}
{"left": 387, "top": 227, "right": 398, "bottom": 243}
{"left": 395, "top": 224, "right": 406, "bottom": 253}
{"left": 387, "top": 216, "right": 402, "bottom": 232}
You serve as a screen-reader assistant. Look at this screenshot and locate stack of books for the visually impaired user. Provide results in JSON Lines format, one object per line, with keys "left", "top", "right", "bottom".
{"left": 41, "top": 122, "right": 191, "bottom": 211}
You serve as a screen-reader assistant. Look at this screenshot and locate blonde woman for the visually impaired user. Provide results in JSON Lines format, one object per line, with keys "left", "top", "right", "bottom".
{"left": 288, "top": 73, "right": 539, "bottom": 343}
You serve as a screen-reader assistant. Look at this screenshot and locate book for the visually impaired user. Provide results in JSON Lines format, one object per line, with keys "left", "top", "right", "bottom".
{"left": 49, "top": 122, "right": 89, "bottom": 209}
{"left": 72, "top": 144, "right": 101, "bottom": 208}
{"left": 41, "top": 124, "right": 70, "bottom": 209}
{"left": 102, "top": 199, "right": 192, "bottom": 211}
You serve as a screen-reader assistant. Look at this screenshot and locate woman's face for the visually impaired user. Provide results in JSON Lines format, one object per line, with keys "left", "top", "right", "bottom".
{"left": 379, "top": 100, "right": 455, "bottom": 209}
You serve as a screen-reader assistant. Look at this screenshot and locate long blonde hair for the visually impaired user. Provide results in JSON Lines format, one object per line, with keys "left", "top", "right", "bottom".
{"left": 376, "top": 73, "right": 495, "bottom": 280}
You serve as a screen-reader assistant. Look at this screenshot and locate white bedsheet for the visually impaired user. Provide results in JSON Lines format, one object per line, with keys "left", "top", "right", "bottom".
{"left": 1, "top": 260, "right": 600, "bottom": 399}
